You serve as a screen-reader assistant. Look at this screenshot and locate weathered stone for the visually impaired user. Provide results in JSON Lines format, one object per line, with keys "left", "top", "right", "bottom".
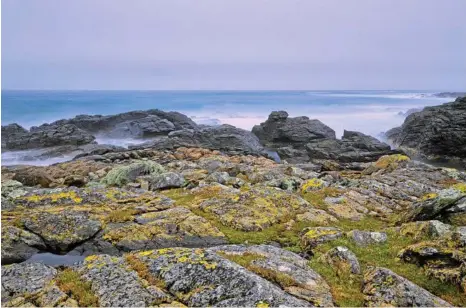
{"left": 22, "top": 210, "right": 102, "bottom": 252}
{"left": 399, "top": 220, "right": 453, "bottom": 239}
{"left": 1, "top": 225, "right": 47, "bottom": 264}
{"left": 347, "top": 230, "right": 387, "bottom": 246}
{"left": 362, "top": 267, "right": 452, "bottom": 307}
{"left": 300, "top": 227, "right": 343, "bottom": 250}
{"left": 144, "top": 172, "right": 185, "bottom": 190}
{"left": 322, "top": 246, "right": 361, "bottom": 274}
{"left": 13, "top": 168, "right": 55, "bottom": 187}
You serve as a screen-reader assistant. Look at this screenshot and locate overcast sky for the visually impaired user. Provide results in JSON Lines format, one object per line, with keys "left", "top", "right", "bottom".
{"left": 2, "top": 0, "right": 466, "bottom": 90}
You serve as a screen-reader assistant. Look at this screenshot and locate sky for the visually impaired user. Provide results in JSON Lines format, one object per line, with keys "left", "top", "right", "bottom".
{"left": 2, "top": 0, "right": 466, "bottom": 90}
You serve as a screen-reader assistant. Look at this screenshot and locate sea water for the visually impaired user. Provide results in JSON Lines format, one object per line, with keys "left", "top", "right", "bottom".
{"left": 1, "top": 90, "right": 450, "bottom": 165}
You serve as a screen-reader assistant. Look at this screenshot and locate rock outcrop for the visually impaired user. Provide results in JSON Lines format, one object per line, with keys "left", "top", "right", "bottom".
{"left": 1, "top": 246, "right": 331, "bottom": 307}
{"left": 386, "top": 96, "right": 466, "bottom": 167}
{"left": 362, "top": 267, "right": 452, "bottom": 307}
{"left": 2, "top": 124, "right": 96, "bottom": 151}
{"left": 252, "top": 111, "right": 398, "bottom": 166}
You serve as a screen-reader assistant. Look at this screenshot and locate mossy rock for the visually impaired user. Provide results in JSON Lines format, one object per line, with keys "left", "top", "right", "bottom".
{"left": 101, "top": 160, "right": 165, "bottom": 187}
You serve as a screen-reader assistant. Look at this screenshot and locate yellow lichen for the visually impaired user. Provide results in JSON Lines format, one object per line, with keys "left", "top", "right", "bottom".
{"left": 421, "top": 193, "right": 438, "bottom": 201}
{"left": 301, "top": 178, "right": 325, "bottom": 193}
{"left": 374, "top": 154, "right": 410, "bottom": 169}
{"left": 452, "top": 183, "right": 466, "bottom": 193}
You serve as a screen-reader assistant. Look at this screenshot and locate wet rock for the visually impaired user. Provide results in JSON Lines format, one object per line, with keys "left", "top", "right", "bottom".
{"left": 300, "top": 227, "right": 343, "bottom": 250}
{"left": 362, "top": 266, "right": 452, "bottom": 307}
{"left": 130, "top": 124, "right": 266, "bottom": 157}
{"left": 347, "top": 230, "right": 387, "bottom": 246}
{"left": 252, "top": 111, "right": 336, "bottom": 147}
{"left": 322, "top": 246, "right": 361, "bottom": 274}
{"left": 4, "top": 124, "right": 96, "bottom": 151}
{"left": 1, "top": 225, "right": 47, "bottom": 264}
{"left": 44, "top": 109, "right": 197, "bottom": 134}
{"left": 22, "top": 210, "right": 102, "bottom": 252}
{"left": 13, "top": 167, "right": 55, "bottom": 187}
{"left": 386, "top": 96, "right": 466, "bottom": 167}
{"left": 107, "top": 115, "right": 176, "bottom": 138}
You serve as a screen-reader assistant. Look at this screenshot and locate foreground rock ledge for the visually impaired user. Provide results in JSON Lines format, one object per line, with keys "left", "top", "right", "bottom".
{"left": 1, "top": 245, "right": 333, "bottom": 307}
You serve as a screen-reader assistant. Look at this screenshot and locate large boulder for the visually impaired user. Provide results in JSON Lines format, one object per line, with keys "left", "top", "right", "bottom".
{"left": 3, "top": 124, "right": 96, "bottom": 151}
{"left": 41, "top": 109, "right": 197, "bottom": 134}
{"left": 362, "top": 267, "right": 452, "bottom": 306}
{"left": 252, "top": 111, "right": 396, "bottom": 165}
{"left": 306, "top": 130, "right": 398, "bottom": 163}
{"left": 252, "top": 111, "right": 336, "bottom": 147}
{"left": 131, "top": 124, "right": 266, "bottom": 156}
{"left": 386, "top": 96, "right": 466, "bottom": 166}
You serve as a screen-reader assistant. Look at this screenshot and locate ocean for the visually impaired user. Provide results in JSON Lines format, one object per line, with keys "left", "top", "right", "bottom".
{"left": 1, "top": 90, "right": 450, "bottom": 165}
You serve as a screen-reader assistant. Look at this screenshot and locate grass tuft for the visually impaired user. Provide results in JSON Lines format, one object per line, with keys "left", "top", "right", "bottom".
{"left": 56, "top": 268, "right": 99, "bottom": 307}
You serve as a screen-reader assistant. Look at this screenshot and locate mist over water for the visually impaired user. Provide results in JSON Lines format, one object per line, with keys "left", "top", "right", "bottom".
{"left": 1, "top": 90, "right": 449, "bottom": 166}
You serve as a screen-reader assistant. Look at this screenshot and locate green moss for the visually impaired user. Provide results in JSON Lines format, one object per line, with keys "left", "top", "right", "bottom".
{"left": 301, "top": 187, "right": 343, "bottom": 209}
{"left": 101, "top": 161, "right": 165, "bottom": 187}
{"left": 308, "top": 229, "right": 466, "bottom": 307}
{"left": 104, "top": 208, "right": 138, "bottom": 223}
{"left": 56, "top": 268, "right": 99, "bottom": 307}
{"left": 125, "top": 253, "right": 166, "bottom": 289}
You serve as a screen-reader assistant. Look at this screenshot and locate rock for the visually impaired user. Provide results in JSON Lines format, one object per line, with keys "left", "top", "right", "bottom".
{"left": 399, "top": 220, "right": 453, "bottom": 239}
{"left": 1, "top": 180, "right": 24, "bottom": 197}
{"left": 209, "top": 244, "right": 334, "bottom": 306}
{"left": 13, "top": 167, "right": 55, "bottom": 187}
{"left": 402, "top": 188, "right": 466, "bottom": 222}
{"left": 322, "top": 246, "right": 361, "bottom": 274}
{"left": 100, "top": 207, "right": 226, "bottom": 252}
{"left": 194, "top": 185, "right": 315, "bottom": 232}
{"left": 347, "top": 230, "right": 387, "bottom": 246}
{"left": 386, "top": 96, "right": 466, "bottom": 167}
{"left": 132, "top": 125, "right": 266, "bottom": 156}
{"left": 1, "top": 263, "right": 57, "bottom": 300}
{"left": 101, "top": 160, "right": 165, "bottom": 187}
{"left": 63, "top": 175, "right": 87, "bottom": 187}
{"left": 252, "top": 111, "right": 336, "bottom": 147}
{"left": 306, "top": 130, "right": 397, "bottom": 164}
{"left": 78, "top": 254, "right": 170, "bottom": 307}
{"left": 362, "top": 267, "right": 452, "bottom": 306}
{"left": 39, "top": 109, "right": 197, "bottom": 134}
{"left": 1, "top": 123, "right": 28, "bottom": 148}
{"left": 204, "top": 171, "right": 231, "bottom": 185}
{"left": 125, "top": 247, "right": 312, "bottom": 306}
{"left": 300, "top": 227, "right": 343, "bottom": 251}
{"left": 144, "top": 172, "right": 185, "bottom": 190}
{"left": 398, "top": 239, "right": 466, "bottom": 291}
{"left": 362, "top": 154, "right": 411, "bottom": 175}
{"left": 107, "top": 115, "right": 176, "bottom": 138}
{"left": 22, "top": 210, "right": 102, "bottom": 252}
{"left": 1, "top": 225, "right": 47, "bottom": 264}
{"left": 4, "top": 124, "right": 96, "bottom": 151}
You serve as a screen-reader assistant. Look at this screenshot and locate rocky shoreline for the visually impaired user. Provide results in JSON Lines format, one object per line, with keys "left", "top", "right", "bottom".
{"left": 2, "top": 96, "right": 466, "bottom": 307}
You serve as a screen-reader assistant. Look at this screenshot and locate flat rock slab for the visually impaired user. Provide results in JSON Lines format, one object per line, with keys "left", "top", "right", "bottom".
{"left": 362, "top": 267, "right": 452, "bottom": 307}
